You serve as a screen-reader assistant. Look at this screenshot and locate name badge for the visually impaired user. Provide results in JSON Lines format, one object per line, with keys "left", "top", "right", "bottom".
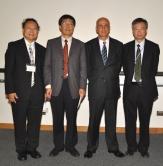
{"left": 26, "top": 64, "right": 36, "bottom": 72}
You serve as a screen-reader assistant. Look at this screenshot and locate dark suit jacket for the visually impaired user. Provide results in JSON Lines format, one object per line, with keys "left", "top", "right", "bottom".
{"left": 5, "top": 38, "right": 45, "bottom": 102}
{"left": 44, "top": 36, "right": 87, "bottom": 99}
{"left": 123, "top": 39, "right": 160, "bottom": 101}
{"left": 86, "top": 37, "right": 123, "bottom": 100}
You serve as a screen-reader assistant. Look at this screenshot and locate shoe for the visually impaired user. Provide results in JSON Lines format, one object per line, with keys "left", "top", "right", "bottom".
{"left": 125, "top": 150, "right": 137, "bottom": 156}
{"left": 27, "top": 150, "right": 41, "bottom": 158}
{"left": 49, "top": 147, "right": 64, "bottom": 157}
{"left": 66, "top": 148, "right": 80, "bottom": 157}
{"left": 141, "top": 151, "right": 149, "bottom": 158}
{"left": 17, "top": 152, "right": 27, "bottom": 161}
{"left": 84, "top": 150, "right": 96, "bottom": 158}
{"left": 108, "top": 150, "right": 125, "bottom": 158}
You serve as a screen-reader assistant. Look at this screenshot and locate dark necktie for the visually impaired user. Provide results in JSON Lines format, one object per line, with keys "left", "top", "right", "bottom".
{"left": 134, "top": 44, "right": 141, "bottom": 82}
{"left": 63, "top": 40, "right": 68, "bottom": 76}
{"left": 102, "top": 42, "right": 107, "bottom": 65}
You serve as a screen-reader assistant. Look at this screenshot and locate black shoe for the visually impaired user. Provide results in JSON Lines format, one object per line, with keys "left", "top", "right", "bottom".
{"left": 125, "top": 150, "right": 137, "bottom": 156}
{"left": 108, "top": 150, "right": 125, "bottom": 158}
{"left": 141, "top": 151, "right": 149, "bottom": 158}
{"left": 27, "top": 150, "right": 41, "bottom": 158}
{"left": 66, "top": 148, "right": 80, "bottom": 157}
{"left": 17, "top": 153, "right": 27, "bottom": 161}
{"left": 49, "top": 147, "right": 64, "bottom": 157}
{"left": 84, "top": 150, "right": 96, "bottom": 158}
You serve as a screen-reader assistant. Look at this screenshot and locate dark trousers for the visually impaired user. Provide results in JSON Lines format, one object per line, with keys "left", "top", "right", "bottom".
{"left": 50, "top": 79, "right": 79, "bottom": 151}
{"left": 11, "top": 85, "right": 43, "bottom": 153}
{"left": 124, "top": 84, "right": 153, "bottom": 152}
{"left": 87, "top": 86, "right": 119, "bottom": 152}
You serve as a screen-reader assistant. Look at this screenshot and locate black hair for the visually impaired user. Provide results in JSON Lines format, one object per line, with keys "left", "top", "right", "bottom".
{"left": 132, "top": 18, "right": 148, "bottom": 29}
{"left": 22, "top": 18, "right": 40, "bottom": 30}
{"left": 58, "top": 14, "right": 76, "bottom": 26}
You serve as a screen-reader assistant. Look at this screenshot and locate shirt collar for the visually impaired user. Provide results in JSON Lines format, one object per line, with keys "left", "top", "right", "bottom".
{"left": 61, "top": 36, "right": 72, "bottom": 43}
{"left": 24, "top": 38, "right": 35, "bottom": 46}
{"left": 98, "top": 38, "right": 109, "bottom": 44}
{"left": 135, "top": 39, "right": 145, "bottom": 49}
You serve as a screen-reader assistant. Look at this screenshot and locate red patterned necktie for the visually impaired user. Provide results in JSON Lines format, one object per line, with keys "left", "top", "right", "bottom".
{"left": 63, "top": 40, "right": 68, "bottom": 76}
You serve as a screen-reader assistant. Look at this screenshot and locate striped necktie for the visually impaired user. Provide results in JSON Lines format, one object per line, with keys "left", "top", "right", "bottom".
{"left": 134, "top": 44, "right": 141, "bottom": 82}
{"left": 63, "top": 40, "right": 68, "bottom": 76}
{"left": 102, "top": 42, "right": 107, "bottom": 65}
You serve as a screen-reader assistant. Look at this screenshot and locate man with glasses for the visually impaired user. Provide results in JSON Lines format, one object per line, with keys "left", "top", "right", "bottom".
{"left": 44, "top": 14, "right": 87, "bottom": 157}
{"left": 5, "top": 18, "right": 45, "bottom": 161}
{"left": 123, "top": 18, "right": 160, "bottom": 158}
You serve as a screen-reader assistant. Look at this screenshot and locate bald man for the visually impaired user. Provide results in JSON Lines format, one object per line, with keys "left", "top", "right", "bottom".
{"left": 84, "top": 17, "right": 124, "bottom": 158}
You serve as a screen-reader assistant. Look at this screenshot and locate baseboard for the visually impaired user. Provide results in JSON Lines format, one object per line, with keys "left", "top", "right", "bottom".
{"left": 0, "top": 123, "right": 163, "bottom": 133}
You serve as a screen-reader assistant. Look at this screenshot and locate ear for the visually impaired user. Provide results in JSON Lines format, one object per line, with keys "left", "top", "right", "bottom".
{"left": 95, "top": 26, "right": 98, "bottom": 34}
{"left": 22, "top": 28, "right": 24, "bottom": 34}
{"left": 59, "top": 26, "right": 61, "bottom": 32}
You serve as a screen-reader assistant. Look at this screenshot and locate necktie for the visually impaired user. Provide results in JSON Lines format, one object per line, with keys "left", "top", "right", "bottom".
{"left": 134, "top": 44, "right": 141, "bottom": 82}
{"left": 63, "top": 40, "right": 68, "bottom": 76}
{"left": 28, "top": 44, "right": 35, "bottom": 86}
{"left": 29, "top": 44, "right": 34, "bottom": 64}
{"left": 102, "top": 42, "right": 107, "bottom": 65}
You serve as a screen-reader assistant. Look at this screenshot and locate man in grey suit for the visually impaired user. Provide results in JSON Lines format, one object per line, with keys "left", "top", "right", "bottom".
{"left": 44, "top": 14, "right": 87, "bottom": 157}
{"left": 84, "top": 17, "right": 125, "bottom": 158}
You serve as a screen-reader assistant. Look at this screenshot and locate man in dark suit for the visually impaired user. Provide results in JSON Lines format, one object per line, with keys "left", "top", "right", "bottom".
{"left": 84, "top": 17, "right": 125, "bottom": 158}
{"left": 123, "top": 18, "right": 160, "bottom": 158}
{"left": 44, "top": 14, "right": 87, "bottom": 157}
{"left": 5, "top": 18, "right": 45, "bottom": 161}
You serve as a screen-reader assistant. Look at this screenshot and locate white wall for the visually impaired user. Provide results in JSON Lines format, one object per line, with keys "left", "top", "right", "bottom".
{"left": 0, "top": 0, "right": 163, "bottom": 127}
{"left": 1, "top": 73, "right": 163, "bottom": 128}
{"left": 0, "top": 0, "right": 163, "bottom": 70}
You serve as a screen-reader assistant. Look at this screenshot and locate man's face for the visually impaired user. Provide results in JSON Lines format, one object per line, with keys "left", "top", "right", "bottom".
{"left": 22, "top": 21, "right": 39, "bottom": 43}
{"left": 132, "top": 22, "right": 147, "bottom": 42}
{"left": 96, "top": 18, "right": 110, "bottom": 40}
{"left": 59, "top": 18, "right": 75, "bottom": 38}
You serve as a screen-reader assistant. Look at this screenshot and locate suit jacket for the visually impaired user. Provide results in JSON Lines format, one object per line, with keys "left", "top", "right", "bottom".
{"left": 5, "top": 38, "right": 45, "bottom": 102}
{"left": 44, "top": 36, "right": 87, "bottom": 99}
{"left": 123, "top": 39, "right": 160, "bottom": 101}
{"left": 86, "top": 37, "right": 123, "bottom": 100}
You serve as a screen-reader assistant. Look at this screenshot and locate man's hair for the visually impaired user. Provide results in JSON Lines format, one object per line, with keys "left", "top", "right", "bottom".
{"left": 132, "top": 18, "right": 148, "bottom": 29}
{"left": 58, "top": 14, "right": 76, "bottom": 26}
{"left": 22, "top": 18, "right": 40, "bottom": 30}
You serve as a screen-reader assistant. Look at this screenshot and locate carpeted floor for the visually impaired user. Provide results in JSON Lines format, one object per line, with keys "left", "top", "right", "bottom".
{"left": 0, "top": 129, "right": 163, "bottom": 166}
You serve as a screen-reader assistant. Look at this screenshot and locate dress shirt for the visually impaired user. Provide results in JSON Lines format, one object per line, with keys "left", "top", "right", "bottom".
{"left": 99, "top": 38, "right": 109, "bottom": 58}
{"left": 61, "top": 36, "right": 72, "bottom": 56}
{"left": 132, "top": 39, "right": 145, "bottom": 82}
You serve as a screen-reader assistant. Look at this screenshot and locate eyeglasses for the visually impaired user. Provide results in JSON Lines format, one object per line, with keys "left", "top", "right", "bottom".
{"left": 61, "top": 22, "right": 74, "bottom": 27}
{"left": 24, "top": 27, "right": 39, "bottom": 31}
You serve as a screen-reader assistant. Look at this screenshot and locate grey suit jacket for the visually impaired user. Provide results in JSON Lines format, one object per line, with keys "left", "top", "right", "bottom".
{"left": 44, "top": 36, "right": 87, "bottom": 99}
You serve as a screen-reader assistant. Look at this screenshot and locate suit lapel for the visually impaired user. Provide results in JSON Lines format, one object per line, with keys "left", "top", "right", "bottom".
{"left": 56, "top": 36, "right": 63, "bottom": 57}
{"left": 105, "top": 37, "right": 113, "bottom": 66}
{"left": 20, "top": 38, "right": 30, "bottom": 64}
{"left": 94, "top": 37, "right": 104, "bottom": 65}
{"left": 142, "top": 39, "right": 149, "bottom": 68}
{"left": 69, "top": 38, "right": 77, "bottom": 58}
{"left": 35, "top": 42, "right": 40, "bottom": 66}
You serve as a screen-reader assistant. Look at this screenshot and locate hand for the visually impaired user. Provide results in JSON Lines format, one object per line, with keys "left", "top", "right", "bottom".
{"left": 45, "top": 88, "right": 52, "bottom": 99}
{"left": 79, "top": 89, "right": 86, "bottom": 99}
{"left": 8, "top": 93, "right": 18, "bottom": 103}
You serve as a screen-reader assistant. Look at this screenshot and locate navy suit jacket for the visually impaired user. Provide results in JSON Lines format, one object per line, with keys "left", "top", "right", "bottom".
{"left": 86, "top": 37, "right": 123, "bottom": 100}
